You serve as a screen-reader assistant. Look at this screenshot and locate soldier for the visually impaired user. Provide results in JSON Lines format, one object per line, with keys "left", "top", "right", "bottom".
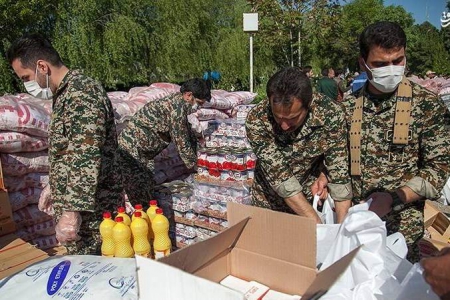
{"left": 318, "top": 21, "right": 450, "bottom": 262}
{"left": 245, "top": 67, "right": 352, "bottom": 223}
{"left": 7, "top": 34, "right": 124, "bottom": 255}
{"left": 118, "top": 78, "right": 211, "bottom": 205}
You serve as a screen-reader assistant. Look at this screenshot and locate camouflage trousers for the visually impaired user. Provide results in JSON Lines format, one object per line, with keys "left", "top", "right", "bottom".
{"left": 116, "top": 146, "right": 155, "bottom": 206}
{"left": 382, "top": 202, "right": 425, "bottom": 263}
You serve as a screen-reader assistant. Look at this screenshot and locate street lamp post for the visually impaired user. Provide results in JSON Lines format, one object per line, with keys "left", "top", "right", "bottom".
{"left": 243, "top": 13, "right": 258, "bottom": 93}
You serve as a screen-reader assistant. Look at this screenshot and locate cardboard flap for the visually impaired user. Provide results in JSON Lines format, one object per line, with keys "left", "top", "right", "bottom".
{"left": 159, "top": 217, "right": 249, "bottom": 273}
{"left": 302, "top": 246, "right": 361, "bottom": 299}
{"left": 227, "top": 203, "right": 316, "bottom": 268}
{"left": 136, "top": 255, "right": 245, "bottom": 300}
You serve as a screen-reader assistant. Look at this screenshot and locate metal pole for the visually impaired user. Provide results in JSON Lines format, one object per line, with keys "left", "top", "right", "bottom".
{"left": 250, "top": 33, "right": 254, "bottom": 93}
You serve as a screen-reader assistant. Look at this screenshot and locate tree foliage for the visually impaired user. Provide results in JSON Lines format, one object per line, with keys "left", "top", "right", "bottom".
{"left": 0, "top": 0, "right": 449, "bottom": 96}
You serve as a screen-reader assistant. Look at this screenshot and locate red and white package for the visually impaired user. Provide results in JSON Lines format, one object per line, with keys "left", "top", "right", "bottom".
{"left": 4, "top": 172, "right": 49, "bottom": 192}
{"left": 13, "top": 204, "right": 53, "bottom": 228}
{"left": 0, "top": 94, "right": 50, "bottom": 137}
{"left": 31, "top": 234, "right": 60, "bottom": 250}
{"left": 9, "top": 187, "right": 43, "bottom": 211}
{"left": 0, "top": 131, "right": 48, "bottom": 153}
{"left": 1, "top": 151, "right": 49, "bottom": 176}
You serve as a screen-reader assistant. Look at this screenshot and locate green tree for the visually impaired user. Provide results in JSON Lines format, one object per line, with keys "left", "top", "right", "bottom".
{"left": 53, "top": 0, "right": 154, "bottom": 90}
{"left": 408, "top": 22, "right": 450, "bottom": 76}
{"left": 0, "top": 0, "right": 57, "bottom": 94}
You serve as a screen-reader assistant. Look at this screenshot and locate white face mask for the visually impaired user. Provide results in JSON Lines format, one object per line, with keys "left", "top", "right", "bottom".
{"left": 24, "top": 65, "right": 53, "bottom": 100}
{"left": 364, "top": 60, "right": 405, "bottom": 93}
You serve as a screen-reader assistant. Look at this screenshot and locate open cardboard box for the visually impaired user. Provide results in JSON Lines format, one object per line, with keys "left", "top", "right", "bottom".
{"left": 0, "top": 159, "right": 16, "bottom": 236}
{"left": 136, "top": 202, "right": 359, "bottom": 300}
{"left": 418, "top": 201, "right": 450, "bottom": 258}
{"left": 0, "top": 234, "right": 49, "bottom": 280}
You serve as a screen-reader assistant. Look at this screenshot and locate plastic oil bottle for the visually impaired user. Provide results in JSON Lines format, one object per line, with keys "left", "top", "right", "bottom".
{"left": 131, "top": 211, "right": 151, "bottom": 257}
{"left": 99, "top": 211, "right": 116, "bottom": 257}
{"left": 152, "top": 208, "right": 171, "bottom": 259}
{"left": 116, "top": 206, "right": 131, "bottom": 226}
{"left": 146, "top": 200, "right": 160, "bottom": 240}
{"left": 133, "top": 204, "right": 151, "bottom": 239}
{"left": 113, "top": 216, "right": 134, "bottom": 258}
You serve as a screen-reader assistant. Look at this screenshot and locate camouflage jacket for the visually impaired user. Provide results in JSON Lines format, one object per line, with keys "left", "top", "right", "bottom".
{"left": 342, "top": 81, "right": 450, "bottom": 202}
{"left": 49, "top": 69, "right": 123, "bottom": 216}
{"left": 245, "top": 94, "right": 352, "bottom": 211}
{"left": 118, "top": 93, "right": 197, "bottom": 170}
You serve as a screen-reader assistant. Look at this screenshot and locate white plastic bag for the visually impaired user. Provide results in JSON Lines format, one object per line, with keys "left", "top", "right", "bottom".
{"left": 396, "top": 263, "right": 440, "bottom": 300}
{"left": 313, "top": 194, "right": 337, "bottom": 224}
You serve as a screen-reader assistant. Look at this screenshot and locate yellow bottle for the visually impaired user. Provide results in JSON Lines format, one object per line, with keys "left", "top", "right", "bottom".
{"left": 113, "top": 216, "right": 134, "bottom": 258}
{"left": 99, "top": 211, "right": 116, "bottom": 257}
{"left": 131, "top": 211, "right": 151, "bottom": 257}
{"left": 146, "top": 200, "right": 160, "bottom": 240}
{"left": 152, "top": 208, "right": 171, "bottom": 259}
{"left": 116, "top": 206, "right": 131, "bottom": 226}
{"left": 133, "top": 204, "right": 151, "bottom": 240}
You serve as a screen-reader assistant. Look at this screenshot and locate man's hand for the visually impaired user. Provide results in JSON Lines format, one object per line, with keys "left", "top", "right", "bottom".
{"left": 421, "top": 247, "right": 450, "bottom": 299}
{"left": 55, "top": 211, "right": 82, "bottom": 245}
{"left": 366, "top": 192, "right": 393, "bottom": 218}
{"left": 311, "top": 173, "right": 329, "bottom": 203}
{"left": 285, "top": 193, "right": 322, "bottom": 224}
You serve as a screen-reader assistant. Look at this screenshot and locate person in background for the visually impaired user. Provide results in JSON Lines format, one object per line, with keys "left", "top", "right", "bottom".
{"left": 7, "top": 33, "right": 123, "bottom": 255}
{"left": 421, "top": 247, "right": 450, "bottom": 299}
{"left": 118, "top": 78, "right": 211, "bottom": 205}
{"left": 317, "top": 67, "right": 338, "bottom": 101}
{"left": 302, "top": 65, "right": 314, "bottom": 78}
{"left": 245, "top": 67, "right": 352, "bottom": 224}
{"left": 315, "top": 21, "right": 450, "bottom": 262}
{"left": 426, "top": 70, "right": 437, "bottom": 79}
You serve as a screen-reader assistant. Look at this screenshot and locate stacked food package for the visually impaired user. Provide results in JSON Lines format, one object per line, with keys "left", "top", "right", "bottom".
{"left": 172, "top": 101, "right": 258, "bottom": 249}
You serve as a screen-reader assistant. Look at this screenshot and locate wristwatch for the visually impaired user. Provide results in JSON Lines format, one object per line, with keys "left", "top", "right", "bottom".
{"left": 389, "top": 191, "right": 405, "bottom": 212}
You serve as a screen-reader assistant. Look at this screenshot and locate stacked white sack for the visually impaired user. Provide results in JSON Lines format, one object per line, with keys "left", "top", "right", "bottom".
{"left": 0, "top": 93, "right": 57, "bottom": 249}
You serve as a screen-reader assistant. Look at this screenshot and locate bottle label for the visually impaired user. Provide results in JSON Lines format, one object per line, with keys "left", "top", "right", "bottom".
{"left": 154, "top": 249, "right": 170, "bottom": 259}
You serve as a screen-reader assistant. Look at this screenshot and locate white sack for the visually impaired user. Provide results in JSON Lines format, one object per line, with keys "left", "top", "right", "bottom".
{"left": 0, "top": 255, "right": 138, "bottom": 300}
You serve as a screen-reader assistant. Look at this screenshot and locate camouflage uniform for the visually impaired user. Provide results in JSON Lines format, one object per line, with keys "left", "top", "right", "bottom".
{"left": 342, "top": 81, "right": 450, "bottom": 262}
{"left": 49, "top": 69, "right": 124, "bottom": 255}
{"left": 245, "top": 94, "right": 353, "bottom": 213}
{"left": 118, "top": 93, "right": 197, "bottom": 205}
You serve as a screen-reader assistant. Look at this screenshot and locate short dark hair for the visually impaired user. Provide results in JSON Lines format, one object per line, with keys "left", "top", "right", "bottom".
{"left": 267, "top": 67, "right": 312, "bottom": 108}
{"left": 321, "top": 68, "right": 330, "bottom": 77}
{"left": 359, "top": 21, "right": 406, "bottom": 61}
{"left": 6, "top": 33, "right": 63, "bottom": 69}
{"left": 302, "top": 65, "right": 312, "bottom": 73}
{"left": 180, "top": 78, "right": 211, "bottom": 102}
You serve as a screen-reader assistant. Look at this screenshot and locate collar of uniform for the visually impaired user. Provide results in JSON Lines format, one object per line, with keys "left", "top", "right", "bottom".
{"left": 53, "top": 69, "right": 80, "bottom": 103}
{"left": 362, "top": 85, "right": 397, "bottom": 113}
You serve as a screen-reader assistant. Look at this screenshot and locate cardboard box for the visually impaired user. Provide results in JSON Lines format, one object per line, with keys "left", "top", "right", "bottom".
{"left": 0, "top": 234, "right": 49, "bottom": 279}
{"left": 136, "top": 203, "right": 359, "bottom": 300}
{"left": 0, "top": 159, "right": 16, "bottom": 236}
{"left": 418, "top": 201, "right": 450, "bottom": 257}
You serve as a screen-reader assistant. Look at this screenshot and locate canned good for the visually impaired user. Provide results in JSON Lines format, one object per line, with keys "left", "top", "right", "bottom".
{"left": 220, "top": 170, "right": 235, "bottom": 181}
{"left": 245, "top": 150, "right": 257, "bottom": 169}
{"left": 197, "top": 166, "right": 208, "bottom": 178}
{"left": 216, "top": 148, "right": 228, "bottom": 170}
{"left": 232, "top": 150, "right": 246, "bottom": 171}
{"left": 232, "top": 170, "right": 248, "bottom": 181}
{"left": 206, "top": 149, "right": 218, "bottom": 169}
{"left": 208, "top": 168, "right": 221, "bottom": 179}
{"left": 247, "top": 169, "right": 255, "bottom": 180}
{"left": 197, "top": 148, "right": 207, "bottom": 167}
